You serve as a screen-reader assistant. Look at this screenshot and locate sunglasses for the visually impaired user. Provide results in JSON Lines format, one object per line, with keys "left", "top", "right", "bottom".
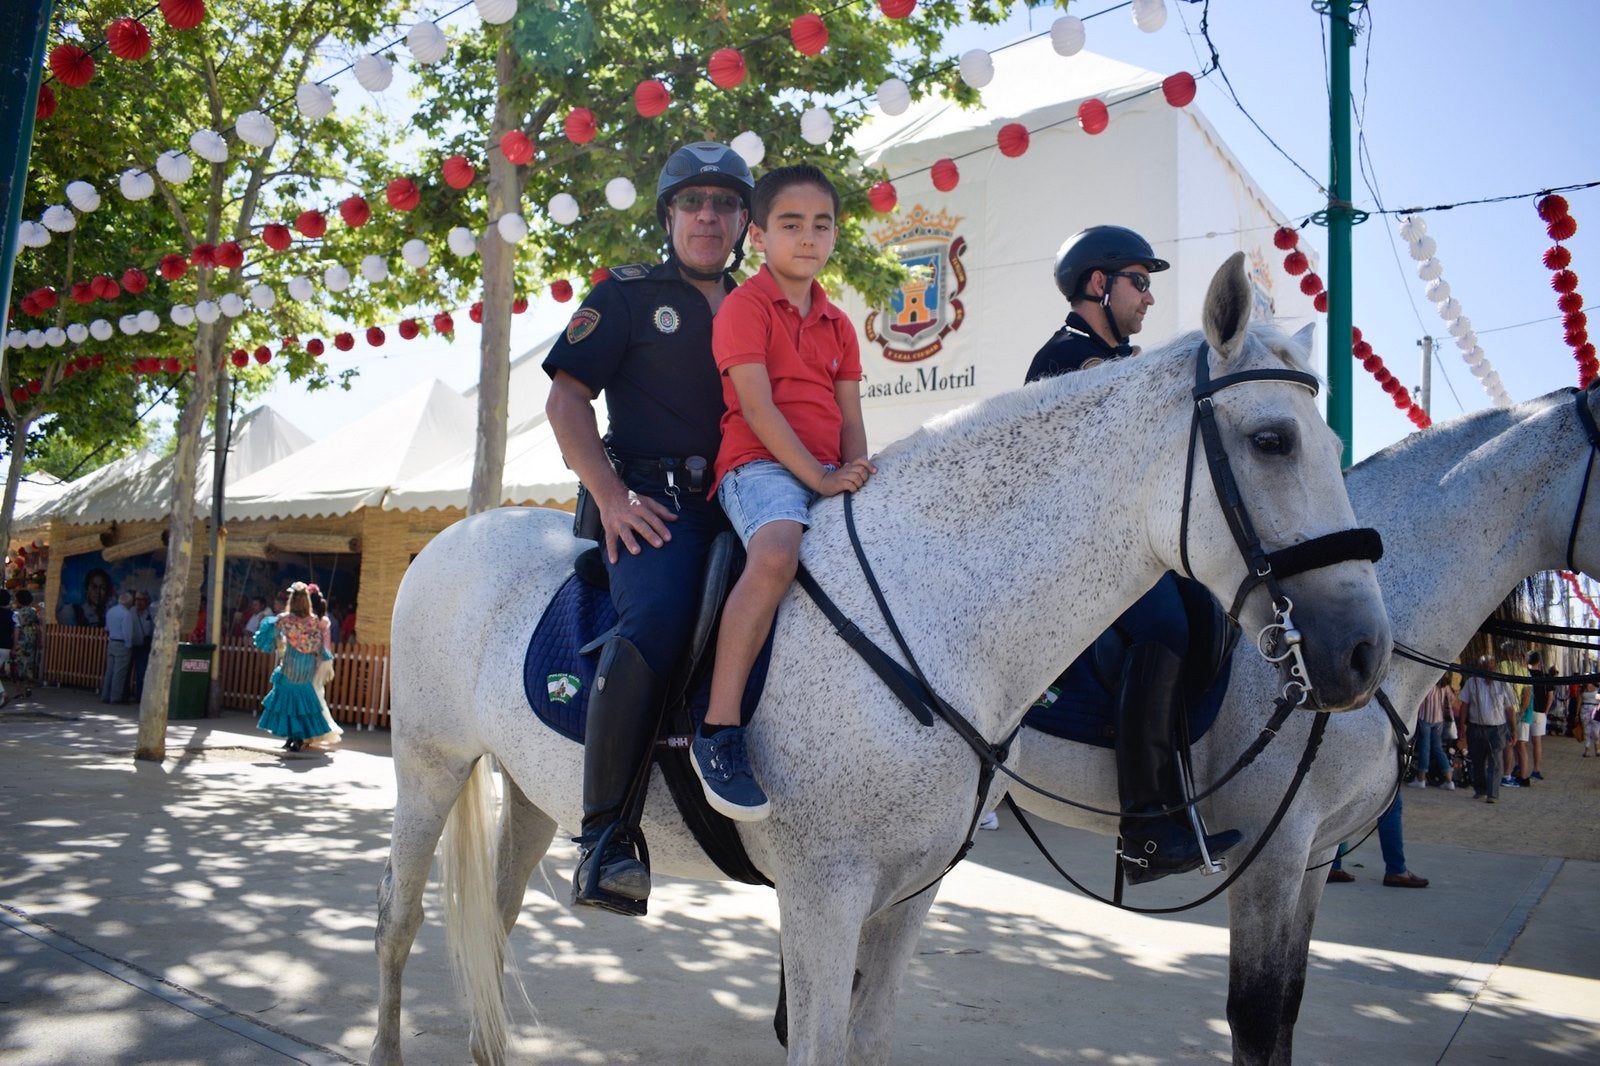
{"left": 670, "top": 190, "right": 744, "bottom": 216}
{"left": 1105, "top": 270, "right": 1152, "bottom": 293}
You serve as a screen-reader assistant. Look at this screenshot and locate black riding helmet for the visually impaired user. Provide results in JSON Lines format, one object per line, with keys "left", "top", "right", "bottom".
{"left": 1053, "top": 224, "right": 1170, "bottom": 300}
{"left": 655, "top": 141, "right": 755, "bottom": 281}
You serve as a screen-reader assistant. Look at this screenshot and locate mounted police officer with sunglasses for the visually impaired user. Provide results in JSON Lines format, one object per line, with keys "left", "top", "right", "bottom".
{"left": 544, "top": 142, "right": 753, "bottom": 913}
{"left": 1025, "top": 225, "right": 1244, "bottom": 885}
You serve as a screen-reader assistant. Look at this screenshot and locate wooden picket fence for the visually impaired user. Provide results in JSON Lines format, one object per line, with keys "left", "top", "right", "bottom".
{"left": 43, "top": 625, "right": 392, "bottom": 728}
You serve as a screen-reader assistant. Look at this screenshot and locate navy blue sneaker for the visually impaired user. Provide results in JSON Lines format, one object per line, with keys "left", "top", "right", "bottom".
{"left": 691, "top": 727, "right": 770, "bottom": 822}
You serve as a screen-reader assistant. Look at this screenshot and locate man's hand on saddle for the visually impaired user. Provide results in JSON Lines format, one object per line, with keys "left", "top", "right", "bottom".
{"left": 600, "top": 488, "right": 677, "bottom": 563}
{"left": 816, "top": 457, "right": 877, "bottom": 498}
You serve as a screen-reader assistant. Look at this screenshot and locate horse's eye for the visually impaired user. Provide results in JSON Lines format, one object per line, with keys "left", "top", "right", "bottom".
{"left": 1251, "top": 430, "right": 1288, "bottom": 455}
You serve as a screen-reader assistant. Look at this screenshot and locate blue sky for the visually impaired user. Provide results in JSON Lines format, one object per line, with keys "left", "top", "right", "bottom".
{"left": 260, "top": 0, "right": 1600, "bottom": 463}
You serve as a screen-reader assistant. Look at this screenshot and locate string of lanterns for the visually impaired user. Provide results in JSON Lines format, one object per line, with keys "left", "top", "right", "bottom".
{"left": 1536, "top": 194, "right": 1593, "bottom": 388}
{"left": 1396, "top": 214, "right": 1507, "bottom": 408}
{"left": 1560, "top": 570, "right": 1600, "bottom": 625}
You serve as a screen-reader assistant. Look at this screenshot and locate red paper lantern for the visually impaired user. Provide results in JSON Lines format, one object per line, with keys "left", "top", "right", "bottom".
{"left": 1313, "top": 291, "right": 1329, "bottom": 313}
{"left": 1392, "top": 391, "right": 1411, "bottom": 409}
{"left": 366, "top": 326, "right": 386, "bottom": 346}
{"left": 590, "top": 267, "right": 610, "bottom": 286}
{"left": 122, "top": 268, "right": 148, "bottom": 294}
{"left": 432, "top": 312, "right": 454, "bottom": 335}
{"left": 106, "top": 18, "right": 153, "bottom": 61}
{"left": 930, "top": 158, "right": 959, "bottom": 192}
{"left": 791, "top": 14, "right": 828, "bottom": 55}
{"left": 1549, "top": 216, "right": 1578, "bottom": 242}
{"left": 1568, "top": 328, "right": 1589, "bottom": 349}
{"left": 551, "top": 279, "right": 574, "bottom": 302}
{"left": 333, "top": 332, "right": 354, "bottom": 351}
{"left": 1353, "top": 340, "right": 1373, "bottom": 359}
{"left": 880, "top": 0, "right": 916, "bottom": 18}
{"left": 31, "top": 286, "right": 57, "bottom": 310}
{"left": 1162, "top": 72, "right": 1197, "bottom": 108}
{"left": 634, "top": 79, "right": 671, "bottom": 118}
{"left": 708, "top": 48, "right": 747, "bottom": 88}
{"left": 27, "top": 379, "right": 43, "bottom": 395}
{"left": 513, "top": 296, "right": 529, "bottom": 314}
{"left": 1545, "top": 245, "right": 1572, "bottom": 270}
{"left": 190, "top": 243, "right": 217, "bottom": 268}
{"left": 1077, "top": 98, "right": 1109, "bottom": 135}
{"left": 35, "top": 84, "right": 58, "bottom": 123}
{"left": 338, "top": 195, "right": 371, "bottom": 228}
{"left": 868, "top": 180, "right": 898, "bottom": 213}
{"left": 70, "top": 281, "right": 95, "bottom": 304}
{"left": 1362, "top": 354, "right": 1383, "bottom": 374}
{"left": 997, "top": 123, "right": 1030, "bottom": 158}
{"left": 1537, "top": 194, "right": 1570, "bottom": 222}
{"left": 49, "top": 44, "right": 96, "bottom": 88}
{"left": 306, "top": 338, "right": 325, "bottom": 356}
{"left": 253, "top": 345, "right": 272, "bottom": 364}
{"left": 162, "top": 357, "right": 182, "bottom": 375}
{"left": 10, "top": 388, "right": 26, "bottom": 405}
{"left": 386, "top": 178, "right": 421, "bottom": 212}
{"left": 1273, "top": 226, "right": 1299, "bottom": 250}
{"left": 1374, "top": 368, "right": 1393, "bottom": 386}
{"left": 500, "top": 130, "right": 534, "bottom": 165}
{"left": 1299, "top": 273, "right": 1323, "bottom": 296}
{"left": 280, "top": 335, "right": 297, "bottom": 350}
{"left": 1553, "top": 270, "right": 1579, "bottom": 294}
{"left": 564, "top": 108, "right": 598, "bottom": 145}
{"left": 1565, "top": 311, "right": 1588, "bottom": 332}
{"left": 1559, "top": 292, "right": 1584, "bottom": 313}
{"left": 1351, "top": 326, "right": 1363, "bottom": 343}
{"left": 469, "top": 301, "right": 484, "bottom": 324}
{"left": 159, "top": 0, "right": 206, "bottom": 31}
{"left": 95, "top": 276, "right": 122, "bottom": 300}
{"left": 398, "top": 318, "right": 420, "bottom": 340}
{"left": 295, "top": 210, "right": 327, "bottom": 238}
{"left": 261, "top": 222, "right": 292, "bottom": 251}
{"left": 18, "top": 295, "right": 37, "bottom": 316}
{"left": 215, "top": 241, "right": 244, "bottom": 269}
{"left": 442, "top": 155, "right": 476, "bottom": 190}
{"left": 230, "top": 349, "right": 248, "bottom": 367}
{"left": 158, "top": 254, "right": 189, "bottom": 280}
{"left": 1283, "top": 250, "right": 1309, "bottom": 276}
{"left": 1580, "top": 342, "right": 1598, "bottom": 362}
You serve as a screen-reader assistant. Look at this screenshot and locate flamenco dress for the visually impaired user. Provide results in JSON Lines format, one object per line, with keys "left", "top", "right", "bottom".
{"left": 256, "top": 614, "right": 335, "bottom": 741}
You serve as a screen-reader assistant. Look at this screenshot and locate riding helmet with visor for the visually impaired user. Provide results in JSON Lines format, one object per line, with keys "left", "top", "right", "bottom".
{"left": 1053, "top": 225, "right": 1171, "bottom": 300}
{"left": 655, "top": 141, "right": 755, "bottom": 280}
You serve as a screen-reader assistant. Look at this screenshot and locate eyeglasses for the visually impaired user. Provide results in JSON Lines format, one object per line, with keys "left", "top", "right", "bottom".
{"left": 1106, "top": 271, "right": 1152, "bottom": 293}
{"left": 670, "top": 190, "right": 744, "bottom": 216}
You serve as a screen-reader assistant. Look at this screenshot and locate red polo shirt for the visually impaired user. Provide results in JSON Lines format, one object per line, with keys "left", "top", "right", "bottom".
{"left": 712, "top": 265, "right": 862, "bottom": 489}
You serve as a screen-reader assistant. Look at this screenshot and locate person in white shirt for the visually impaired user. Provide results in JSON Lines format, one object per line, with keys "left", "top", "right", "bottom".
{"left": 1459, "top": 657, "right": 1514, "bottom": 802}
{"left": 100, "top": 591, "right": 136, "bottom": 704}
{"left": 243, "top": 597, "right": 271, "bottom": 638}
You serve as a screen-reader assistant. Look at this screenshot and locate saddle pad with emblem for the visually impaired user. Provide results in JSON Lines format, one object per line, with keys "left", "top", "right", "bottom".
{"left": 523, "top": 574, "right": 615, "bottom": 742}
{"left": 1022, "top": 647, "right": 1234, "bottom": 750}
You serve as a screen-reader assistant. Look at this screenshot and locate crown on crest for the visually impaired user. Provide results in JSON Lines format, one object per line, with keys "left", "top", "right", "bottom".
{"left": 872, "top": 204, "right": 963, "bottom": 245}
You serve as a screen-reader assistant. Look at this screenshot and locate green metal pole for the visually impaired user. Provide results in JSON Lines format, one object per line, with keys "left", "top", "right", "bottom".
{"left": 1, "top": 0, "right": 55, "bottom": 386}
{"left": 1321, "top": 0, "right": 1362, "bottom": 467}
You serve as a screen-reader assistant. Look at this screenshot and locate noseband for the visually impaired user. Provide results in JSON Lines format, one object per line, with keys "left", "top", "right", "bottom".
{"left": 1567, "top": 384, "right": 1600, "bottom": 573}
{"left": 1176, "top": 341, "right": 1384, "bottom": 706}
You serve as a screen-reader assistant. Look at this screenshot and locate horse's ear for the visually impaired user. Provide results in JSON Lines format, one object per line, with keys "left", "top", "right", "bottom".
{"left": 1292, "top": 322, "right": 1316, "bottom": 350}
{"left": 1202, "top": 251, "right": 1253, "bottom": 364}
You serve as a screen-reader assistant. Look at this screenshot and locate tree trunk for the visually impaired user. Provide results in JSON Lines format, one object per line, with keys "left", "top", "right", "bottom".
{"left": 467, "top": 36, "right": 523, "bottom": 518}
{"left": 0, "top": 411, "right": 34, "bottom": 561}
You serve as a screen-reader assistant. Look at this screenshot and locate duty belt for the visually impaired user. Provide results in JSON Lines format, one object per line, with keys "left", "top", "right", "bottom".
{"left": 617, "top": 454, "right": 710, "bottom": 504}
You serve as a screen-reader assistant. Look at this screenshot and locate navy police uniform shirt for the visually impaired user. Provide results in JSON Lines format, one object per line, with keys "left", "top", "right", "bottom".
{"left": 1023, "top": 311, "right": 1126, "bottom": 384}
{"left": 542, "top": 261, "right": 732, "bottom": 463}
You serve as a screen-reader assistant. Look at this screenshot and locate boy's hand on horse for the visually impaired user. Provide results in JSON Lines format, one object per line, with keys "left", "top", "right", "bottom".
{"left": 599, "top": 488, "right": 677, "bottom": 563}
{"left": 817, "top": 457, "right": 876, "bottom": 497}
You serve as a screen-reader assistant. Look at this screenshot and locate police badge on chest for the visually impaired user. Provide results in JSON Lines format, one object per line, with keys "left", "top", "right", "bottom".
{"left": 652, "top": 306, "right": 680, "bottom": 334}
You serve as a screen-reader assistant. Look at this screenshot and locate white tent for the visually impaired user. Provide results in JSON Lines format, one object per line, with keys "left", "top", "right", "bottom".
{"left": 36, "top": 406, "right": 314, "bottom": 526}
{"left": 224, "top": 379, "right": 475, "bottom": 521}
{"left": 9, "top": 473, "right": 69, "bottom": 533}
{"left": 841, "top": 40, "right": 1318, "bottom": 450}
{"left": 383, "top": 412, "right": 578, "bottom": 512}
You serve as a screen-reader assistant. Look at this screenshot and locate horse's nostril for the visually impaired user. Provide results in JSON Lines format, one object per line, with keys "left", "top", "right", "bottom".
{"left": 1349, "top": 640, "right": 1379, "bottom": 684}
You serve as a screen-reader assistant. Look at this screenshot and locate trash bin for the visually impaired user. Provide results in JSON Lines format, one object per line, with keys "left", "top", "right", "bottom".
{"left": 169, "top": 643, "right": 216, "bottom": 720}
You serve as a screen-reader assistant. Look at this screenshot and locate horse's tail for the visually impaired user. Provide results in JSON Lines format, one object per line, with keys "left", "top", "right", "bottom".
{"left": 439, "top": 756, "right": 514, "bottom": 1063}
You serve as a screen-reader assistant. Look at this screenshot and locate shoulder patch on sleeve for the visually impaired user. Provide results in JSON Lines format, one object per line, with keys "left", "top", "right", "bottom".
{"left": 609, "top": 263, "right": 650, "bottom": 282}
{"left": 565, "top": 308, "right": 602, "bottom": 344}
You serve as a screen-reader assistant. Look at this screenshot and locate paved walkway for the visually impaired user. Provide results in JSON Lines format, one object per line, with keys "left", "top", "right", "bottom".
{"left": 1, "top": 687, "right": 1596, "bottom": 1064}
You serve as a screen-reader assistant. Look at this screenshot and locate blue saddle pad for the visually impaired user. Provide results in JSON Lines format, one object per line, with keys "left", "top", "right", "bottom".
{"left": 523, "top": 574, "right": 616, "bottom": 742}
{"left": 1022, "top": 649, "right": 1234, "bottom": 749}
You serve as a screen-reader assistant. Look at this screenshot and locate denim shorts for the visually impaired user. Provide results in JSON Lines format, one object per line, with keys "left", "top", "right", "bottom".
{"left": 718, "top": 459, "right": 825, "bottom": 544}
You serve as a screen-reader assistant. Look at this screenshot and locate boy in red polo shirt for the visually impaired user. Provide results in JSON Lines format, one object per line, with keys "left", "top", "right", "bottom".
{"left": 691, "top": 164, "right": 875, "bottom": 820}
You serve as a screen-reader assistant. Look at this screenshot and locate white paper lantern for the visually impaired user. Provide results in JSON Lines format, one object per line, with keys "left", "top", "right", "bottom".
{"left": 118, "top": 315, "right": 140, "bottom": 336}
{"left": 119, "top": 168, "right": 155, "bottom": 201}
{"left": 42, "top": 205, "right": 76, "bottom": 232}
{"left": 170, "top": 304, "right": 195, "bottom": 326}
{"left": 354, "top": 53, "right": 394, "bottom": 92}
{"left": 1132, "top": 0, "right": 1168, "bottom": 33}
{"left": 137, "top": 310, "right": 161, "bottom": 333}
{"left": 360, "top": 255, "right": 390, "bottom": 283}
{"left": 1469, "top": 361, "right": 1490, "bottom": 379}
{"left": 730, "top": 130, "right": 766, "bottom": 168}
{"left": 1435, "top": 297, "right": 1462, "bottom": 321}
{"left": 407, "top": 21, "right": 448, "bottom": 64}
{"left": 958, "top": 49, "right": 994, "bottom": 89}
{"left": 25, "top": 330, "right": 45, "bottom": 349}
{"left": 219, "top": 293, "right": 246, "bottom": 318}
{"left": 447, "top": 226, "right": 478, "bottom": 257}
{"left": 1398, "top": 216, "right": 1425, "bottom": 242}
{"left": 1448, "top": 317, "right": 1472, "bottom": 338}
{"left": 1455, "top": 331, "right": 1478, "bottom": 350}
{"left": 1423, "top": 278, "right": 1451, "bottom": 304}
{"left": 1406, "top": 235, "right": 1437, "bottom": 261}
{"left": 235, "top": 110, "right": 276, "bottom": 149}
{"left": 65, "top": 180, "right": 100, "bottom": 213}
{"left": 548, "top": 194, "right": 580, "bottom": 226}
{"left": 496, "top": 213, "right": 529, "bottom": 243}
{"left": 876, "top": 77, "right": 911, "bottom": 117}
{"left": 45, "top": 327, "right": 66, "bottom": 347}
{"left": 287, "top": 276, "right": 314, "bottom": 302}
{"left": 89, "top": 318, "right": 114, "bottom": 340}
{"left": 800, "top": 107, "right": 834, "bottom": 145}
{"left": 605, "top": 177, "right": 637, "bottom": 210}
{"left": 189, "top": 129, "right": 229, "bottom": 164}
{"left": 401, "top": 239, "right": 431, "bottom": 268}
{"left": 18, "top": 221, "right": 49, "bottom": 248}
{"left": 249, "top": 283, "right": 276, "bottom": 310}
{"left": 66, "top": 322, "right": 88, "bottom": 344}
{"left": 324, "top": 264, "right": 351, "bottom": 292}
{"left": 4, "top": 332, "right": 22, "bottom": 350}
{"left": 1463, "top": 346, "right": 1485, "bottom": 366}
{"left": 156, "top": 150, "right": 194, "bottom": 184}
{"left": 1416, "top": 257, "right": 1443, "bottom": 281}
{"left": 1050, "top": 16, "right": 1086, "bottom": 56}
{"left": 476, "top": 0, "right": 518, "bottom": 25}
{"left": 194, "top": 301, "right": 221, "bottom": 325}
{"left": 296, "top": 81, "right": 335, "bottom": 121}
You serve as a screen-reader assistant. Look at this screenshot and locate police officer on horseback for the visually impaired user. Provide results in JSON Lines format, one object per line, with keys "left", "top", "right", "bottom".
{"left": 1026, "top": 225, "right": 1244, "bottom": 884}
{"left": 543, "top": 142, "right": 753, "bottom": 914}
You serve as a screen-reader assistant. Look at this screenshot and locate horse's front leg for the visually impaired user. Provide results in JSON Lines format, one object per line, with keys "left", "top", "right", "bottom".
{"left": 494, "top": 770, "right": 558, "bottom": 934}
{"left": 777, "top": 876, "right": 875, "bottom": 1065}
{"left": 1225, "top": 823, "right": 1327, "bottom": 1066}
{"left": 847, "top": 890, "right": 937, "bottom": 1065}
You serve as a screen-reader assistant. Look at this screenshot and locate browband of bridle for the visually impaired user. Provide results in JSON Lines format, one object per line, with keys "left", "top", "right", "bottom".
{"left": 1568, "top": 384, "right": 1600, "bottom": 573}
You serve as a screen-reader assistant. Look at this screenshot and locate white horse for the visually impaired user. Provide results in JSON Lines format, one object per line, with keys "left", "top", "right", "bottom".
{"left": 370, "top": 254, "right": 1391, "bottom": 1065}
{"left": 1005, "top": 383, "right": 1600, "bottom": 1064}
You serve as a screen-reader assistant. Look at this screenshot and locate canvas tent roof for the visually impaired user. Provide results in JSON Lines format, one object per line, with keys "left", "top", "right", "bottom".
{"left": 224, "top": 379, "right": 475, "bottom": 521}
{"left": 8, "top": 473, "right": 69, "bottom": 532}
{"left": 382, "top": 411, "right": 578, "bottom": 512}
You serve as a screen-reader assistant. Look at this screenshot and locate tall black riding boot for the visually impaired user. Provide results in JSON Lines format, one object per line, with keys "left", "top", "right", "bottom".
{"left": 1116, "top": 642, "right": 1243, "bottom": 885}
{"left": 573, "top": 636, "right": 661, "bottom": 915}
